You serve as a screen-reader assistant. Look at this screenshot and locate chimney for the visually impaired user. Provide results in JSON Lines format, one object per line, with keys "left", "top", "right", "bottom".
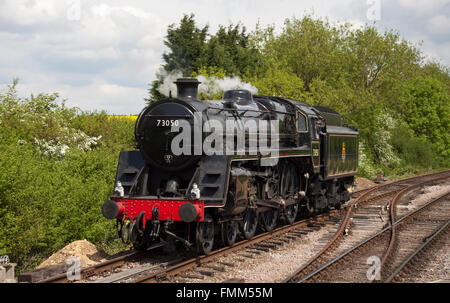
{"left": 174, "top": 78, "right": 201, "bottom": 100}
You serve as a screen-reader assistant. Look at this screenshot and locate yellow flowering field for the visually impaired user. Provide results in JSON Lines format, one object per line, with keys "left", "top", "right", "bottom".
{"left": 108, "top": 115, "right": 138, "bottom": 122}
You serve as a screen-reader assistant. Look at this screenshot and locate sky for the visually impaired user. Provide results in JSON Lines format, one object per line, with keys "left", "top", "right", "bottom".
{"left": 0, "top": 0, "right": 449, "bottom": 114}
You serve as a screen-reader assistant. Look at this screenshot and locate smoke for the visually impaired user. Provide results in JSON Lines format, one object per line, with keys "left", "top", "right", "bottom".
{"left": 197, "top": 75, "right": 258, "bottom": 99}
{"left": 156, "top": 69, "right": 258, "bottom": 99}
{"left": 156, "top": 69, "right": 183, "bottom": 97}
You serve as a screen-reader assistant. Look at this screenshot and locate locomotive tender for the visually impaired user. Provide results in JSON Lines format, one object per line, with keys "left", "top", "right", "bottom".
{"left": 102, "top": 78, "right": 358, "bottom": 254}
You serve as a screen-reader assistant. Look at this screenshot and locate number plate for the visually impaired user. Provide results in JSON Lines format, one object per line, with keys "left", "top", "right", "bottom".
{"left": 156, "top": 119, "right": 179, "bottom": 127}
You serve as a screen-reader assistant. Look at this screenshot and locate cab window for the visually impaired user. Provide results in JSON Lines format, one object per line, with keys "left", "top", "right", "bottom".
{"left": 296, "top": 111, "right": 307, "bottom": 132}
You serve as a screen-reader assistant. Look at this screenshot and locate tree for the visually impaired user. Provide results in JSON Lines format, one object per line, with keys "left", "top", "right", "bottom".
{"left": 249, "top": 15, "right": 448, "bottom": 169}
{"left": 246, "top": 68, "right": 304, "bottom": 100}
{"left": 253, "top": 16, "right": 348, "bottom": 92}
{"left": 148, "top": 13, "right": 450, "bottom": 170}
{"left": 204, "top": 24, "right": 262, "bottom": 77}
{"left": 146, "top": 80, "right": 165, "bottom": 103}
{"left": 162, "top": 14, "right": 208, "bottom": 76}
{"left": 149, "top": 16, "right": 262, "bottom": 102}
{"left": 400, "top": 76, "right": 449, "bottom": 157}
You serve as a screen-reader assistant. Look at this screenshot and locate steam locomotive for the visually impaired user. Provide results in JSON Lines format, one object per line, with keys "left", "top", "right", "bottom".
{"left": 101, "top": 78, "right": 358, "bottom": 254}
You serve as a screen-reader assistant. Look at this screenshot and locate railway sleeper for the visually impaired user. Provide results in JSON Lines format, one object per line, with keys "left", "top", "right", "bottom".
{"left": 252, "top": 246, "right": 271, "bottom": 252}
{"left": 197, "top": 269, "right": 215, "bottom": 277}
{"left": 245, "top": 249, "right": 262, "bottom": 254}
{"left": 180, "top": 273, "right": 205, "bottom": 280}
{"left": 204, "top": 264, "right": 226, "bottom": 272}
{"left": 217, "top": 261, "right": 235, "bottom": 267}
{"left": 255, "top": 243, "right": 278, "bottom": 249}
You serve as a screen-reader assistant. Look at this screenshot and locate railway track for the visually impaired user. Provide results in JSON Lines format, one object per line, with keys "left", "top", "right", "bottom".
{"left": 91, "top": 189, "right": 370, "bottom": 282}
{"left": 132, "top": 170, "right": 450, "bottom": 283}
{"left": 385, "top": 219, "right": 449, "bottom": 282}
{"left": 25, "top": 169, "right": 449, "bottom": 283}
{"left": 24, "top": 243, "right": 166, "bottom": 283}
{"left": 132, "top": 209, "right": 345, "bottom": 283}
{"left": 293, "top": 192, "right": 449, "bottom": 283}
{"left": 26, "top": 204, "right": 342, "bottom": 283}
{"left": 284, "top": 171, "right": 450, "bottom": 283}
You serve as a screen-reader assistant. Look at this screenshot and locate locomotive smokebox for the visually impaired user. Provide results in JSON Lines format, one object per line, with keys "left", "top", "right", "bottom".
{"left": 174, "top": 78, "right": 201, "bottom": 100}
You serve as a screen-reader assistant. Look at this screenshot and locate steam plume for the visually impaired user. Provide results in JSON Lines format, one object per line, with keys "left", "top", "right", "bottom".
{"left": 157, "top": 69, "right": 258, "bottom": 99}
{"left": 156, "top": 69, "right": 183, "bottom": 97}
{"left": 197, "top": 75, "right": 258, "bottom": 99}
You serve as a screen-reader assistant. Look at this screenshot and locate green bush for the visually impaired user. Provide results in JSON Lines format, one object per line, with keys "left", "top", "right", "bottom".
{"left": 0, "top": 82, "right": 135, "bottom": 272}
{"left": 391, "top": 124, "right": 437, "bottom": 168}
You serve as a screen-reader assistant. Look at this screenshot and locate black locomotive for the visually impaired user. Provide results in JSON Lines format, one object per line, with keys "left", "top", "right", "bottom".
{"left": 102, "top": 78, "right": 358, "bottom": 254}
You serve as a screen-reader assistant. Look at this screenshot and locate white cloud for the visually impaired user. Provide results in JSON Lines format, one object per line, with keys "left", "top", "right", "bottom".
{"left": 396, "top": 0, "right": 449, "bottom": 14}
{"left": 420, "top": 40, "right": 450, "bottom": 65}
{"left": 0, "top": 0, "right": 64, "bottom": 26}
{"left": 13, "top": 78, "right": 148, "bottom": 115}
{"left": 61, "top": 82, "right": 147, "bottom": 114}
{"left": 427, "top": 14, "right": 450, "bottom": 34}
